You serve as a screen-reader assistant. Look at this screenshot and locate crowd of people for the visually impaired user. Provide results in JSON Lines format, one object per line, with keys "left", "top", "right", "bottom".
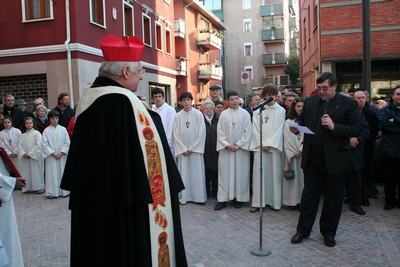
{"left": 0, "top": 93, "right": 74, "bottom": 199}
{"left": 148, "top": 73, "right": 400, "bottom": 248}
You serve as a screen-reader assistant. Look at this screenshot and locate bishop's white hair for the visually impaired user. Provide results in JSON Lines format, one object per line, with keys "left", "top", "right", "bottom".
{"left": 98, "top": 61, "right": 141, "bottom": 78}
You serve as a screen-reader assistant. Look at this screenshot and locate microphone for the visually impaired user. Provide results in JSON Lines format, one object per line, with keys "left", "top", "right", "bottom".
{"left": 252, "top": 97, "right": 274, "bottom": 111}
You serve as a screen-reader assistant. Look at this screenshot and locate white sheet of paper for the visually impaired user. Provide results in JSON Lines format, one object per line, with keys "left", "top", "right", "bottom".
{"left": 287, "top": 121, "right": 315, "bottom": 135}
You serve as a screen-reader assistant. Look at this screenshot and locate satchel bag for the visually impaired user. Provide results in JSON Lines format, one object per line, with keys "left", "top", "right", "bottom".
{"left": 283, "top": 158, "right": 295, "bottom": 180}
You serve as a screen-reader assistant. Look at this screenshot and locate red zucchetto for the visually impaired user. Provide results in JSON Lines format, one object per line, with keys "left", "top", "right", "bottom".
{"left": 100, "top": 35, "right": 144, "bottom": 61}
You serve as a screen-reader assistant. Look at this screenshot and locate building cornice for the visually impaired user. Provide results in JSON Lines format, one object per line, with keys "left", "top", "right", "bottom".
{"left": 0, "top": 43, "right": 177, "bottom": 76}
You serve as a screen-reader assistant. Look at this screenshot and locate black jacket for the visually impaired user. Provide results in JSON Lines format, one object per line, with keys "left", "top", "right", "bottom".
{"left": 52, "top": 105, "right": 75, "bottom": 128}
{"left": 298, "top": 93, "right": 362, "bottom": 175}
{"left": 203, "top": 113, "right": 219, "bottom": 172}
{"left": 3, "top": 106, "right": 24, "bottom": 130}
{"left": 378, "top": 100, "right": 400, "bottom": 158}
{"left": 351, "top": 113, "right": 370, "bottom": 172}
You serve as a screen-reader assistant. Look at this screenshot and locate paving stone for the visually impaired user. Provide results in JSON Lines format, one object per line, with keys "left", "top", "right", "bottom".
{"left": 12, "top": 187, "right": 400, "bottom": 267}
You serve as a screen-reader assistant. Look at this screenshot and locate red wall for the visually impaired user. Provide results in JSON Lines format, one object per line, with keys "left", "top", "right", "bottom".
{"left": 0, "top": 0, "right": 66, "bottom": 49}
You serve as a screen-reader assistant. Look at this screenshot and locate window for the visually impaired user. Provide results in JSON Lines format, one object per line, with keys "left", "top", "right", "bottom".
{"left": 165, "top": 28, "right": 171, "bottom": 54}
{"left": 307, "top": 6, "right": 311, "bottom": 39}
{"left": 155, "top": 22, "right": 163, "bottom": 51}
{"left": 313, "top": 1, "right": 318, "bottom": 29}
{"left": 262, "top": 17, "right": 284, "bottom": 30}
{"left": 123, "top": 2, "right": 134, "bottom": 36}
{"left": 303, "top": 18, "right": 306, "bottom": 48}
{"left": 142, "top": 13, "right": 152, "bottom": 47}
{"left": 242, "top": 0, "right": 251, "bottom": 10}
{"left": 90, "top": 0, "right": 106, "bottom": 27}
{"left": 243, "top": 19, "right": 252, "bottom": 33}
{"left": 22, "top": 0, "right": 53, "bottom": 21}
{"left": 244, "top": 66, "right": 253, "bottom": 79}
{"left": 244, "top": 42, "right": 252, "bottom": 57}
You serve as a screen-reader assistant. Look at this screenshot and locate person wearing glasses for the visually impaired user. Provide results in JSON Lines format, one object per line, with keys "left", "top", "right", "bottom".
{"left": 290, "top": 72, "right": 362, "bottom": 247}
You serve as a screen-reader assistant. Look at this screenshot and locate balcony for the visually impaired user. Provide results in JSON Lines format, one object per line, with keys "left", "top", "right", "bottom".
{"left": 261, "top": 28, "right": 284, "bottom": 42}
{"left": 260, "top": 4, "right": 284, "bottom": 16}
{"left": 175, "top": 58, "right": 187, "bottom": 76}
{"left": 198, "top": 63, "right": 223, "bottom": 81}
{"left": 262, "top": 53, "right": 286, "bottom": 66}
{"left": 174, "top": 19, "right": 185, "bottom": 38}
{"left": 289, "top": 0, "right": 296, "bottom": 15}
{"left": 197, "top": 31, "right": 222, "bottom": 50}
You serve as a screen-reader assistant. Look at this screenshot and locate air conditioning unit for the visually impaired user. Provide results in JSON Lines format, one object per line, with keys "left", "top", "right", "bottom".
{"left": 279, "top": 75, "right": 289, "bottom": 86}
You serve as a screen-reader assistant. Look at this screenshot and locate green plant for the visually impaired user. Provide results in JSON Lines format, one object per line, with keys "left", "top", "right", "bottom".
{"left": 284, "top": 53, "right": 299, "bottom": 85}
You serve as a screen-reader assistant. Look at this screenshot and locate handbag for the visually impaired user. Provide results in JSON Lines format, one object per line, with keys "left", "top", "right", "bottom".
{"left": 283, "top": 158, "right": 295, "bottom": 180}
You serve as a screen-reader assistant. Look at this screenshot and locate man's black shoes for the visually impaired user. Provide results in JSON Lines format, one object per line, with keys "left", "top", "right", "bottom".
{"left": 383, "top": 203, "right": 395, "bottom": 210}
{"left": 214, "top": 202, "right": 227, "bottom": 211}
{"left": 350, "top": 206, "right": 366, "bottom": 215}
{"left": 323, "top": 236, "right": 336, "bottom": 247}
{"left": 291, "top": 232, "right": 308, "bottom": 244}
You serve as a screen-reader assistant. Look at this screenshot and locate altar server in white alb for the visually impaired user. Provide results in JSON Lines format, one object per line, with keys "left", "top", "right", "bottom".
{"left": 18, "top": 117, "right": 45, "bottom": 194}
{"left": 0, "top": 117, "right": 22, "bottom": 171}
{"left": 283, "top": 100, "right": 304, "bottom": 207}
{"left": 214, "top": 91, "right": 252, "bottom": 210}
{"left": 0, "top": 152, "right": 25, "bottom": 267}
{"left": 173, "top": 92, "right": 207, "bottom": 204}
{"left": 42, "top": 110, "right": 70, "bottom": 198}
{"left": 250, "top": 85, "right": 286, "bottom": 211}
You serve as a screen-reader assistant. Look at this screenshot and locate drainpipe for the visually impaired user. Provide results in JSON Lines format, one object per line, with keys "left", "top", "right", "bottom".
{"left": 182, "top": 1, "right": 195, "bottom": 101}
{"left": 65, "top": 0, "right": 74, "bottom": 108}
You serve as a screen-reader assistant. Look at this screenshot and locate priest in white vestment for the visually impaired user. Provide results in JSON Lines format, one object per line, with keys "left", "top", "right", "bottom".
{"left": 173, "top": 92, "right": 206, "bottom": 204}
{"left": 0, "top": 118, "right": 22, "bottom": 172}
{"left": 42, "top": 110, "right": 70, "bottom": 198}
{"left": 283, "top": 101, "right": 304, "bottom": 207}
{"left": 250, "top": 86, "right": 286, "bottom": 211}
{"left": 18, "top": 117, "right": 44, "bottom": 193}
{"left": 151, "top": 88, "right": 177, "bottom": 156}
{"left": 215, "top": 91, "right": 252, "bottom": 210}
{"left": 0, "top": 159, "right": 25, "bottom": 267}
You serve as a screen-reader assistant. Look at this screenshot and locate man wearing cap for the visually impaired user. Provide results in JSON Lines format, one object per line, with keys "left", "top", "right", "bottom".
{"left": 208, "top": 85, "right": 223, "bottom": 105}
{"left": 15, "top": 99, "right": 34, "bottom": 120}
{"left": 61, "top": 35, "right": 187, "bottom": 266}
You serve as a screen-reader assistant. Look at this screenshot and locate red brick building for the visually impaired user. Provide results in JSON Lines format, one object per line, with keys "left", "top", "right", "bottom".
{"left": 0, "top": 0, "right": 224, "bottom": 108}
{"left": 299, "top": 0, "right": 400, "bottom": 97}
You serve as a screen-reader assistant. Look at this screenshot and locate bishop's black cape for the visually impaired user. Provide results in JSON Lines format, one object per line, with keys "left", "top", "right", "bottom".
{"left": 61, "top": 77, "right": 187, "bottom": 267}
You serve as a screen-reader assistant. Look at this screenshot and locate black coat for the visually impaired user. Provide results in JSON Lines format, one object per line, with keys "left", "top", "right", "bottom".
{"left": 3, "top": 106, "right": 24, "bottom": 130}
{"left": 52, "top": 105, "right": 75, "bottom": 128}
{"left": 298, "top": 94, "right": 362, "bottom": 175}
{"left": 362, "top": 104, "right": 380, "bottom": 149}
{"left": 61, "top": 77, "right": 187, "bottom": 267}
{"left": 203, "top": 113, "right": 219, "bottom": 172}
{"left": 378, "top": 100, "right": 400, "bottom": 158}
{"left": 350, "top": 113, "right": 370, "bottom": 172}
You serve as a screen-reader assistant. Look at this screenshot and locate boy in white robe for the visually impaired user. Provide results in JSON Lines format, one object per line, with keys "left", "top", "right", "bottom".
{"left": 283, "top": 101, "right": 304, "bottom": 207}
{"left": 0, "top": 155, "right": 25, "bottom": 267}
{"left": 250, "top": 85, "right": 286, "bottom": 211}
{"left": 18, "top": 117, "right": 45, "bottom": 194}
{"left": 215, "top": 91, "right": 252, "bottom": 210}
{"left": 42, "top": 110, "right": 70, "bottom": 199}
{"left": 0, "top": 117, "right": 22, "bottom": 172}
{"left": 173, "top": 92, "right": 207, "bottom": 204}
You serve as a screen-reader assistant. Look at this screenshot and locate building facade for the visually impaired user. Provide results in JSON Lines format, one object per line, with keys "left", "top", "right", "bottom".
{"left": 299, "top": 0, "right": 400, "bottom": 97}
{"left": 223, "top": 0, "right": 298, "bottom": 99}
{"left": 0, "top": 0, "right": 224, "bottom": 109}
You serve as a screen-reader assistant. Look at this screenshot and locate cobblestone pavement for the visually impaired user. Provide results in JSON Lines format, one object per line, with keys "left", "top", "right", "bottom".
{"left": 13, "top": 188, "right": 400, "bottom": 267}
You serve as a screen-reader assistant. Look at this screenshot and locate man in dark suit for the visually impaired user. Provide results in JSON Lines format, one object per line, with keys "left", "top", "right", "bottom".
{"left": 290, "top": 72, "right": 362, "bottom": 247}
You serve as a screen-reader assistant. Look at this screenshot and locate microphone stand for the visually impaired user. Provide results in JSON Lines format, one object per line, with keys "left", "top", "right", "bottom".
{"left": 250, "top": 105, "right": 271, "bottom": 257}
